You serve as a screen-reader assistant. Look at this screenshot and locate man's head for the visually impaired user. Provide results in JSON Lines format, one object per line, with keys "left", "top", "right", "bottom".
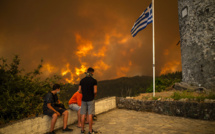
{"left": 87, "top": 67, "right": 94, "bottom": 75}
{"left": 53, "top": 84, "right": 61, "bottom": 94}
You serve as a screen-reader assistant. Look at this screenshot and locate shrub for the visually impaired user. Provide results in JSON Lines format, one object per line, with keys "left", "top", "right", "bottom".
{"left": 146, "top": 71, "right": 182, "bottom": 93}
{"left": 171, "top": 92, "right": 183, "bottom": 100}
{"left": 0, "top": 55, "right": 62, "bottom": 125}
{"left": 170, "top": 91, "right": 215, "bottom": 102}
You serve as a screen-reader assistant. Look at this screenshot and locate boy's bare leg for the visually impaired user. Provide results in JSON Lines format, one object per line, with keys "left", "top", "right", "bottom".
{"left": 50, "top": 113, "right": 58, "bottom": 132}
{"left": 85, "top": 112, "right": 89, "bottom": 123}
{"left": 81, "top": 114, "right": 86, "bottom": 131}
{"left": 62, "top": 110, "right": 68, "bottom": 129}
{"left": 88, "top": 114, "right": 93, "bottom": 132}
{"left": 77, "top": 109, "right": 81, "bottom": 127}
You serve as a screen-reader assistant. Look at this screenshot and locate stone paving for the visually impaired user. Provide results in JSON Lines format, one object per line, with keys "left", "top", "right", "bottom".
{"left": 55, "top": 109, "right": 215, "bottom": 134}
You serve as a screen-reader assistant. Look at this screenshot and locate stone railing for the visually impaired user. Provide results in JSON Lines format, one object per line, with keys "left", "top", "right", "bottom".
{"left": 116, "top": 97, "right": 215, "bottom": 120}
{"left": 0, "top": 96, "right": 116, "bottom": 134}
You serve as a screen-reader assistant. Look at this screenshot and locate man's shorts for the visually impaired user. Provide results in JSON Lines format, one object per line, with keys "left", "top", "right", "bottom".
{"left": 43, "top": 107, "right": 66, "bottom": 117}
{"left": 80, "top": 100, "right": 95, "bottom": 115}
{"left": 69, "top": 103, "right": 81, "bottom": 111}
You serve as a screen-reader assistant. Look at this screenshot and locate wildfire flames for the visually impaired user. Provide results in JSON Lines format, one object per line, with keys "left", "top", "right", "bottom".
{"left": 41, "top": 33, "right": 181, "bottom": 84}
{"left": 159, "top": 46, "right": 182, "bottom": 75}
{"left": 60, "top": 34, "right": 112, "bottom": 83}
{"left": 159, "top": 61, "right": 181, "bottom": 75}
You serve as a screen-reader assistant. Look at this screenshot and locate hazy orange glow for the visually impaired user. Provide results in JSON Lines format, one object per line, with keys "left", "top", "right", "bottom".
{"left": 105, "top": 35, "right": 110, "bottom": 45}
{"left": 93, "top": 46, "right": 107, "bottom": 57}
{"left": 1, "top": 0, "right": 181, "bottom": 84}
{"left": 118, "top": 37, "right": 128, "bottom": 44}
{"left": 129, "top": 61, "right": 132, "bottom": 66}
{"left": 164, "top": 49, "right": 169, "bottom": 56}
{"left": 41, "top": 33, "right": 181, "bottom": 83}
{"left": 130, "top": 48, "right": 134, "bottom": 53}
{"left": 117, "top": 66, "right": 130, "bottom": 77}
{"left": 42, "top": 63, "right": 56, "bottom": 73}
{"left": 160, "top": 61, "right": 181, "bottom": 75}
{"left": 115, "top": 60, "right": 132, "bottom": 78}
{"left": 94, "top": 60, "right": 110, "bottom": 71}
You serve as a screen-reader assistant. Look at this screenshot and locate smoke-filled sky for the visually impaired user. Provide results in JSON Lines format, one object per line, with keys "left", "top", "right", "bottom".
{"left": 0, "top": 0, "right": 181, "bottom": 83}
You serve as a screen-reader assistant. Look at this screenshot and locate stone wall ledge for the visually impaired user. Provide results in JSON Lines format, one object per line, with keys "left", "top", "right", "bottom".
{"left": 116, "top": 97, "right": 215, "bottom": 120}
{"left": 0, "top": 96, "right": 116, "bottom": 134}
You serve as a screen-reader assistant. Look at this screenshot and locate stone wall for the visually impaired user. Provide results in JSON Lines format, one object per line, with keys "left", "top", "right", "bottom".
{"left": 178, "top": 0, "right": 215, "bottom": 90}
{"left": 0, "top": 97, "right": 116, "bottom": 134}
{"left": 117, "top": 97, "right": 215, "bottom": 120}
{"left": 95, "top": 96, "right": 116, "bottom": 114}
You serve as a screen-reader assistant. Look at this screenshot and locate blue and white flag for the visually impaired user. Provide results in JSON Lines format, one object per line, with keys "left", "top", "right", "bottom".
{"left": 131, "top": 3, "right": 152, "bottom": 37}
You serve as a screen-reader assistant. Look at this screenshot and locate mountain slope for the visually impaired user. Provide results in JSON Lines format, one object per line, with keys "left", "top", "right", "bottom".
{"left": 60, "top": 75, "right": 152, "bottom": 102}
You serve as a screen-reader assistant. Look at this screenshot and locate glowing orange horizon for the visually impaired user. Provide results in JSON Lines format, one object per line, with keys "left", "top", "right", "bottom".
{"left": 41, "top": 33, "right": 181, "bottom": 83}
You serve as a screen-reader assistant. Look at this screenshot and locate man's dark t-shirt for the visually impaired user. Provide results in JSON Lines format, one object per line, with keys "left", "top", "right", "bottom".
{"left": 80, "top": 76, "right": 97, "bottom": 101}
{"left": 43, "top": 92, "right": 58, "bottom": 112}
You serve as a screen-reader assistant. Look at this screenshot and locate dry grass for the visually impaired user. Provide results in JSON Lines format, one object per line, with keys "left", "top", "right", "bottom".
{"left": 134, "top": 90, "right": 175, "bottom": 100}
{"left": 133, "top": 89, "right": 215, "bottom": 102}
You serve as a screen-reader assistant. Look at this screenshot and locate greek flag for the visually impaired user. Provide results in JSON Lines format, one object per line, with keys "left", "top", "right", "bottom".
{"left": 131, "top": 3, "right": 152, "bottom": 37}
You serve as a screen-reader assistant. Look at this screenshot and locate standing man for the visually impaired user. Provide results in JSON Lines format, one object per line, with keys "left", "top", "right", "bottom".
{"left": 78, "top": 67, "right": 98, "bottom": 134}
{"left": 43, "top": 84, "right": 73, "bottom": 134}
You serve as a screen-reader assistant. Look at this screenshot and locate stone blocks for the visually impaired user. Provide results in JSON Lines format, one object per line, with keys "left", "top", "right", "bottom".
{"left": 117, "top": 97, "right": 215, "bottom": 120}
{"left": 178, "top": 0, "right": 215, "bottom": 90}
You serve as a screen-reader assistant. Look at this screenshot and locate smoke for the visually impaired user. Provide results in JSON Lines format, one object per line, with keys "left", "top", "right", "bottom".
{"left": 0, "top": 0, "right": 181, "bottom": 83}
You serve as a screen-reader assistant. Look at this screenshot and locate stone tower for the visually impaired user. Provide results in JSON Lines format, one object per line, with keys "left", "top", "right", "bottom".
{"left": 178, "top": 0, "right": 215, "bottom": 90}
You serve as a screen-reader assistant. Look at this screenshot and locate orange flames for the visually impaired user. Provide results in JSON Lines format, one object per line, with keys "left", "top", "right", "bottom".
{"left": 41, "top": 33, "right": 136, "bottom": 83}
{"left": 75, "top": 65, "right": 87, "bottom": 76}
{"left": 160, "top": 61, "right": 181, "bottom": 75}
{"left": 76, "top": 34, "right": 94, "bottom": 57}
{"left": 61, "top": 63, "right": 74, "bottom": 83}
{"left": 41, "top": 33, "right": 181, "bottom": 83}
{"left": 159, "top": 40, "right": 182, "bottom": 75}
{"left": 61, "top": 63, "right": 88, "bottom": 84}
{"left": 60, "top": 34, "right": 111, "bottom": 83}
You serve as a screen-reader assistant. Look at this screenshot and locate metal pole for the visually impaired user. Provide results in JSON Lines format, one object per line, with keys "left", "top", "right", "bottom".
{"left": 152, "top": 0, "right": 155, "bottom": 97}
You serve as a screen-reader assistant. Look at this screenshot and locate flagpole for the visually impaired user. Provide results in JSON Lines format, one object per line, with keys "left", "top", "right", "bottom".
{"left": 152, "top": 0, "right": 155, "bottom": 97}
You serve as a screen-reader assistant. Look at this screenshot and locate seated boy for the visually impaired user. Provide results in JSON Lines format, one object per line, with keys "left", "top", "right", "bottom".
{"left": 43, "top": 84, "right": 73, "bottom": 134}
{"left": 68, "top": 91, "right": 83, "bottom": 128}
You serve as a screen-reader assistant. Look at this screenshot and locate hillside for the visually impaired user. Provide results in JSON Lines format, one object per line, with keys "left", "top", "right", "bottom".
{"left": 60, "top": 75, "right": 152, "bottom": 103}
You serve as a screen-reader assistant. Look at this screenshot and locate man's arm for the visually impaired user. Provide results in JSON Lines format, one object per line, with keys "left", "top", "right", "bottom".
{"left": 78, "top": 85, "right": 82, "bottom": 93}
{"left": 77, "top": 93, "right": 82, "bottom": 106}
{"left": 94, "top": 85, "right": 97, "bottom": 97}
{"left": 47, "top": 103, "right": 60, "bottom": 116}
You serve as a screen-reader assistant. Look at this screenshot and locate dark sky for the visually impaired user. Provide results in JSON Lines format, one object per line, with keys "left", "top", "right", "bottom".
{"left": 0, "top": 0, "right": 181, "bottom": 83}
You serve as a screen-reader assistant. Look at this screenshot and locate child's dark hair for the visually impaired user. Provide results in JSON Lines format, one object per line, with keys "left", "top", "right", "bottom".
{"left": 53, "top": 84, "right": 61, "bottom": 90}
